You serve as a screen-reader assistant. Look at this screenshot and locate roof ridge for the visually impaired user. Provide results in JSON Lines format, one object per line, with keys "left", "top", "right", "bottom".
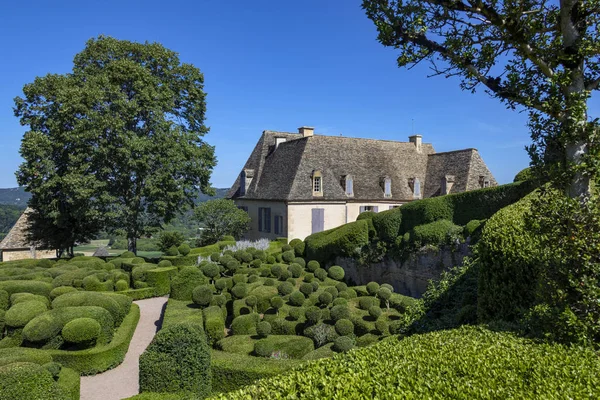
{"left": 429, "top": 148, "right": 477, "bottom": 156}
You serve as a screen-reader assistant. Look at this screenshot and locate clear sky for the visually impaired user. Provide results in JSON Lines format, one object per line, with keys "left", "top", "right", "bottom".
{"left": 1, "top": 0, "right": 581, "bottom": 189}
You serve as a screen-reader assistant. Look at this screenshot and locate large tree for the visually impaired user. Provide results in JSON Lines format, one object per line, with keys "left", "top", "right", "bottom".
{"left": 363, "top": 0, "right": 600, "bottom": 199}
{"left": 15, "top": 36, "right": 216, "bottom": 254}
{"left": 194, "top": 199, "right": 251, "bottom": 246}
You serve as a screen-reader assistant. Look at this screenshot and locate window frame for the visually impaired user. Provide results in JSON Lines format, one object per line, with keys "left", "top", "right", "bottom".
{"left": 258, "top": 207, "right": 271, "bottom": 233}
{"left": 312, "top": 170, "right": 323, "bottom": 196}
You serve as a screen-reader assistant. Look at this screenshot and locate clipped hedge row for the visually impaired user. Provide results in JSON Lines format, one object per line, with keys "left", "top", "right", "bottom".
{"left": 213, "top": 326, "right": 600, "bottom": 399}
{"left": 305, "top": 220, "right": 370, "bottom": 263}
{"left": 0, "top": 362, "right": 78, "bottom": 400}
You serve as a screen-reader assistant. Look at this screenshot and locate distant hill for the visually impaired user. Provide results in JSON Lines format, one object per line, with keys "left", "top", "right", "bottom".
{"left": 0, "top": 187, "right": 31, "bottom": 207}
{"left": 0, "top": 186, "right": 228, "bottom": 208}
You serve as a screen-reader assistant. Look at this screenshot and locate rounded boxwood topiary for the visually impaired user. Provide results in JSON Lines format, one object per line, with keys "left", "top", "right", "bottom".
{"left": 49, "top": 286, "right": 77, "bottom": 300}
{"left": 165, "top": 246, "right": 179, "bottom": 256}
{"left": 369, "top": 306, "right": 383, "bottom": 319}
{"left": 320, "top": 308, "right": 331, "bottom": 321}
{"left": 289, "top": 263, "right": 303, "bottom": 278}
{"left": 325, "top": 287, "right": 339, "bottom": 299}
{"left": 281, "top": 244, "right": 293, "bottom": 252}
{"left": 333, "top": 335, "right": 354, "bottom": 352}
{"left": 311, "top": 281, "right": 320, "bottom": 292}
{"left": 233, "top": 274, "right": 248, "bottom": 284}
{"left": 340, "top": 288, "right": 357, "bottom": 299}
{"left": 271, "top": 264, "right": 284, "bottom": 278}
{"left": 257, "top": 321, "right": 271, "bottom": 338}
{"left": 211, "top": 294, "right": 227, "bottom": 307}
{"left": 121, "top": 251, "right": 135, "bottom": 258}
{"left": 333, "top": 297, "right": 348, "bottom": 307}
{"left": 286, "top": 277, "right": 297, "bottom": 285}
{"left": 278, "top": 282, "right": 294, "bottom": 296}
{"left": 328, "top": 266, "right": 345, "bottom": 281}
{"left": 278, "top": 270, "right": 291, "bottom": 281}
{"left": 192, "top": 285, "right": 213, "bottom": 307}
{"left": 335, "top": 319, "right": 354, "bottom": 336}
{"left": 289, "top": 239, "right": 305, "bottom": 256}
{"left": 359, "top": 296, "right": 379, "bottom": 310}
{"left": 248, "top": 275, "right": 259, "bottom": 284}
{"left": 389, "top": 320, "right": 404, "bottom": 335}
{"left": 250, "top": 259, "right": 262, "bottom": 269}
{"left": 366, "top": 282, "right": 380, "bottom": 296}
{"left": 231, "top": 313, "right": 260, "bottom": 335}
{"left": 300, "top": 282, "right": 314, "bottom": 296}
{"left": 266, "top": 256, "right": 276, "bottom": 264}
{"left": 231, "top": 283, "right": 248, "bottom": 299}
{"left": 335, "top": 282, "right": 348, "bottom": 292}
{"left": 305, "top": 306, "right": 321, "bottom": 325}
{"left": 214, "top": 278, "right": 228, "bottom": 292}
{"left": 178, "top": 243, "right": 191, "bottom": 256}
{"left": 226, "top": 260, "right": 241, "bottom": 274}
{"left": 318, "top": 292, "right": 333, "bottom": 307}
{"left": 330, "top": 305, "right": 350, "bottom": 321}
{"left": 157, "top": 260, "right": 173, "bottom": 268}
{"left": 282, "top": 251, "right": 295, "bottom": 263}
{"left": 115, "top": 280, "right": 129, "bottom": 291}
{"left": 289, "top": 291, "right": 305, "bottom": 307}
{"left": 62, "top": 317, "right": 101, "bottom": 344}
{"left": 307, "top": 260, "right": 320, "bottom": 272}
{"left": 303, "top": 273, "right": 314, "bottom": 283}
{"left": 245, "top": 295, "right": 258, "bottom": 310}
{"left": 254, "top": 340, "right": 275, "bottom": 357}
{"left": 288, "top": 307, "right": 305, "bottom": 321}
{"left": 315, "top": 268, "right": 328, "bottom": 281}
{"left": 264, "top": 278, "right": 275, "bottom": 286}
{"left": 375, "top": 319, "right": 389, "bottom": 335}
{"left": 5, "top": 301, "right": 48, "bottom": 328}
{"left": 270, "top": 296, "right": 284, "bottom": 312}
{"left": 201, "top": 263, "right": 220, "bottom": 282}
{"left": 293, "top": 257, "right": 306, "bottom": 268}
{"left": 381, "top": 283, "right": 394, "bottom": 292}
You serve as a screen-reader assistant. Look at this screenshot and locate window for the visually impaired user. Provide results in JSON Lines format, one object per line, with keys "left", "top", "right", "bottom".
{"left": 413, "top": 178, "right": 421, "bottom": 199}
{"left": 258, "top": 207, "right": 271, "bottom": 233}
{"left": 384, "top": 177, "right": 392, "bottom": 197}
{"left": 312, "top": 170, "right": 323, "bottom": 196}
{"left": 479, "top": 175, "right": 491, "bottom": 188}
{"left": 344, "top": 175, "right": 354, "bottom": 196}
{"left": 274, "top": 215, "right": 284, "bottom": 235}
{"left": 389, "top": 205, "right": 400, "bottom": 210}
{"left": 360, "top": 205, "right": 379, "bottom": 213}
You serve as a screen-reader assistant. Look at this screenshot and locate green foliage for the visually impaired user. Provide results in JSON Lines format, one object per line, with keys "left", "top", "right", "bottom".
{"left": 270, "top": 296, "right": 284, "bottom": 311}
{"left": 195, "top": 199, "right": 251, "bottom": 246}
{"left": 327, "top": 266, "right": 345, "bottom": 281}
{"left": 231, "top": 314, "right": 260, "bottom": 335}
{"left": 0, "top": 362, "right": 72, "bottom": 399}
{"left": 411, "top": 219, "right": 463, "bottom": 247}
{"left": 158, "top": 232, "right": 186, "bottom": 253}
{"left": 305, "top": 306, "right": 321, "bottom": 325}
{"left": 289, "top": 239, "right": 305, "bottom": 257}
{"left": 15, "top": 36, "right": 216, "bottom": 255}
{"left": 514, "top": 167, "right": 534, "bottom": 182}
{"left": 368, "top": 306, "right": 382, "bottom": 319}
{"left": 0, "top": 280, "right": 52, "bottom": 297}
{"left": 314, "top": 268, "right": 327, "bottom": 281}
{"left": 372, "top": 208, "right": 402, "bottom": 242}
{"left": 318, "top": 292, "right": 333, "bottom": 307}
{"left": 366, "top": 282, "right": 380, "bottom": 296}
{"left": 203, "top": 306, "right": 225, "bottom": 345}
{"left": 230, "top": 283, "right": 248, "bottom": 300}
{"left": 277, "top": 282, "right": 294, "bottom": 297}
{"left": 299, "top": 282, "right": 313, "bottom": 296}
{"left": 333, "top": 335, "right": 354, "bottom": 353}
{"left": 217, "top": 326, "right": 600, "bottom": 398}
{"left": 5, "top": 300, "right": 47, "bottom": 328}
{"left": 192, "top": 286, "right": 213, "bottom": 307}
{"left": 356, "top": 211, "right": 376, "bottom": 220}
{"left": 288, "top": 291, "right": 305, "bottom": 307}
{"left": 306, "top": 260, "right": 320, "bottom": 272}
{"left": 170, "top": 267, "right": 208, "bottom": 301}
{"left": 62, "top": 318, "right": 101, "bottom": 344}
{"left": 281, "top": 251, "right": 295, "bottom": 264}
{"left": 464, "top": 219, "right": 483, "bottom": 238}
{"left": 358, "top": 296, "right": 379, "bottom": 311}
{"left": 52, "top": 291, "right": 131, "bottom": 326}
{"left": 139, "top": 322, "right": 211, "bottom": 398}
{"left": 257, "top": 321, "right": 271, "bottom": 338}
{"left": 253, "top": 336, "right": 314, "bottom": 359}
{"left": 165, "top": 246, "right": 180, "bottom": 257}
{"left": 49, "top": 286, "right": 78, "bottom": 300}
{"left": 330, "top": 305, "right": 350, "bottom": 321}
{"left": 305, "top": 220, "right": 370, "bottom": 263}
{"left": 334, "top": 319, "right": 354, "bottom": 336}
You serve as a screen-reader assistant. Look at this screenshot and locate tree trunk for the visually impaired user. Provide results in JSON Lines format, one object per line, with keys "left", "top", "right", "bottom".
{"left": 567, "top": 141, "right": 591, "bottom": 199}
{"left": 128, "top": 236, "right": 137, "bottom": 255}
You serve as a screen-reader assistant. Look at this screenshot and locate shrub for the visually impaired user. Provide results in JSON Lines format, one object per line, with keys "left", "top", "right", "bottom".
{"left": 324, "top": 287, "right": 338, "bottom": 299}
{"left": 115, "top": 280, "right": 129, "bottom": 291}
{"left": 277, "top": 282, "right": 294, "bottom": 297}
{"left": 514, "top": 167, "right": 534, "bottom": 182}
{"left": 330, "top": 305, "right": 350, "bottom": 321}
{"left": 306, "top": 260, "right": 320, "bottom": 272}
{"left": 157, "top": 260, "right": 173, "bottom": 268}
{"left": 203, "top": 306, "right": 225, "bottom": 345}
{"left": 170, "top": 266, "right": 207, "bottom": 301}
{"left": 340, "top": 289, "right": 357, "bottom": 299}
{"left": 279, "top": 270, "right": 292, "bottom": 281}
{"left": 375, "top": 319, "right": 389, "bottom": 335}
{"left": 0, "top": 362, "right": 70, "bottom": 399}
{"left": 250, "top": 259, "right": 262, "bottom": 269}
{"left": 245, "top": 295, "right": 258, "bottom": 310}
{"left": 335, "top": 319, "right": 354, "bottom": 336}
{"left": 158, "top": 231, "right": 186, "bottom": 253}
{"left": 327, "top": 266, "right": 345, "bottom": 281}
{"left": 5, "top": 300, "right": 47, "bottom": 328}
{"left": 289, "top": 291, "right": 306, "bottom": 307}
{"left": 62, "top": 318, "right": 101, "bottom": 344}
{"left": 357, "top": 211, "right": 376, "bottom": 220}
{"left": 165, "top": 246, "right": 179, "bottom": 256}
{"left": 369, "top": 306, "right": 383, "bottom": 319}
{"left": 270, "top": 297, "right": 284, "bottom": 313}
{"left": 335, "top": 282, "right": 348, "bottom": 292}
{"left": 177, "top": 243, "right": 190, "bottom": 257}
{"left": 318, "top": 292, "right": 333, "bottom": 307}
{"left": 231, "top": 313, "right": 260, "bottom": 335}
{"left": 372, "top": 208, "right": 403, "bottom": 243}
{"left": 332, "top": 298, "right": 348, "bottom": 307}
{"left": 0, "top": 280, "right": 52, "bottom": 298}
{"left": 0, "top": 290, "right": 8, "bottom": 311}
{"left": 299, "top": 282, "right": 313, "bottom": 296}
{"left": 270, "top": 264, "right": 283, "bottom": 278}
{"left": 49, "top": 286, "right": 78, "bottom": 300}
{"left": 303, "top": 273, "right": 314, "bottom": 283}
{"left": 289, "top": 239, "right": 305, "bottom": 256}
{"left": 200, "top": 263, "right": 220, "bottom": 282}
{"left": 359, "top": 296, "right": 379, "bottom": 311}
{"left": 192, "top": 286, "right": 213, "bottom": 307}
{"left": 10, "top": 293, "right": 49, "bottom": 307}
{"left": 139, "top": 322, "right": 211, "bottom": 397}
{"left": 288, "top": 307, "right": 305, "bottom": 321}
{"left": 305, "top": 306, "right": 321, "bottom": 325}
{"left": 225, "top": 260, "right": 241, "bottom": 274}
{"left": 305, "top": 220, "right": 370, "bottom": 263}
{"left": 52, "top": 291, "right": 130, "bottom": 326}
{"left": 253, "top": 336, "right": 314, "bottom": 359}
{"left": 248, "top": 275, "right": 259, "bottom": 284}
{"left": 314, "top": 268, "right": 327, "bottom": 281}
{"left": 281, "top": 251, "right": 295, "bottom": 263}
{"left": 231, "top": 283, "right": 248, "bottom": 300}
{"left": 288, "top": 264, "right": 303, "bottom": 278}
{"left": 366, "top": 282, "right": 380, "bottom": 296}
{"left": 333, "top": 336, "right": 354, "bottom": 352}
{"left": 304, "top": 323, "right": 336, "bottom": 347}
{"left": 293, "top": 258, "right": 306, "bottom": 268}
{"left": 411, "top": 219, "right": 463, "bottom": 247}
{"left": 254, "top": 340, "right": 275, "bottom": 358}
{"left": 233, "top": 274, "right": 248, "bottom": 285}
{"left": 378, "top": 288, "right": 392, "bottom": 310}
{"left": 257, "top": 321, "right": 271, "bottom": 338}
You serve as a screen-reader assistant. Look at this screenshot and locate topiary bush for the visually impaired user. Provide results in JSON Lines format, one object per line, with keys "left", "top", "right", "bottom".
{"left": 411, "top": 219, "right": 463, "bottom": 247}
{"left": 372, "top": 208, "right": 403, "bottom": 243}
{"left": 289, "top": 239, "right": 305, "bottom": 257}
{"left": 358, "top": 296, "right": 379, "bottom": 311}
{"left": 277, "top": 282, "right": 294, "bottom": 297}
{"left": 139, "top": 322, "right": 211, "bottom": 398}
{"left": 202, "top": 306, "right": 225, "bottom": 346}
{"left": 61, "top": 318, "right": 101, "bottom": 345}
{"left": 281, "top": 251, "right": 295, "bottom": 264}
{"left": 5, "top": 300, "right": 48, "bottom": 328}
{"left": 177, "top": 243, "right": 191, "bottom": 256}
{"left": 52, "top": 291, "right": 130, "bottom": 326}
{"left": 333, "top": 336, "right": 354, "bottom": 353}
{"left": 0, "top": 362, "right": 71, "bottom": 399}
{"left": 305, "top": 306, "right": 321, "bottom": 325}
{"left": 368, "top": 306, "right": 383, "bottom": 319}
{"left": 289, "top": 264, "right": 303, "bottom": 278}
{"left": 306, "top": 260, "right": 320, "bottom": 272}
{"left": 299, "top": 282, "right": 313, "bottom": 296}
{"left": 170, "top": 266, "right": 208, "bottom": 301}
{"left": 165, "top": 246, "right": 179, "bottom": 256}
{"left": 366, "top": 282, "right": 380, "bottom": 296}
{"left": 289, "top": 291, "right": 305, "bottom": 307}
{"left": 327, "top": 266, "right": 345, "bottom": 281}
{"left": 334, "top": 319, "right": 354, "bottom": 336}
{"left": 231, "top": 314, "right": 260, "bottom": 335}
{"left": 201, "top": 263, "right": 220, "bottom": 283}
{"left": 305, "top": 220, "right": 370, "bottom": 263}
{"left": 231, "top": 283, "right": 248, "bottom": 300}
{"left": 192, "top": 286, "right": 213, "bottom": 307}
{"left": 314, "top": 268, "right": 328, "bottom": 281}
{"left": 330, "top": 305, "right": 350, "bottom": 321}
{"left": 257, "top": 321, "right": 272, "bottom": 338}
{"left": 318, "top": 292, "right": 333, "bottom": 307}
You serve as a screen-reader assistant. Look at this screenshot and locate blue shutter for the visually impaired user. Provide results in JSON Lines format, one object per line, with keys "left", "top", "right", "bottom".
{"left": 312, "top": 208, "right": 324, "bottom": 234}
{"left": 258, "top": 208, "right": 263, "bottom": 232}
{"left": 274, "top": 215, "right": 279, "bottom": 235}
{"left": 373, "top": 206, "right": 379, "bottom": 213}
{"left": 359, "top": 206, "right": 365, "bottom": 213}
{"left": 266, "top": 208, "right": 271, "bottom": 233}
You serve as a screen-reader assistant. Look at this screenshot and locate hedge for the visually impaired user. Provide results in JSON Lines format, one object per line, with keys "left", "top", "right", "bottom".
{"left": 212, "top": 326, "right": 600, "bottom": 399}
{"left": 210, "top": 350, "right": 302, "bottom": 394}
{"left": 52, "top": 291, "right": 130, "bottom": 326}
{"left": 46, "top": 304, "right": 140, "bottom": 375}
{"left": 411, "top": 219, "right": 463, "bottom": 247}
{"left": 5, "top": 300, "right": 47, "bottom": 328}
{"left": 62, "top": 318, "right": 101, "bottom": 344}
{"left": 230, "top": 313, "right": 260, "bottom": 335}
{"left": 0, "top": 362, "right": 75, "bottom": 400}
{"left": 171, "top": 267, "right": 208, "bottom": 301}
{"left": 146, "top": 267, "right": 178, "bottom": 296}
{"left": 203, "top": 306, "right": 226, "bottom": 345}
{"left": 0, "top": 280, "right": 53, "bottom": 298}
{"left": 160, "top": 256, "right": 198, "bottom": 267}
{"left": 305, "top": 220, "right": 370, "bottom": 263}
{"left": 118, "top": 287, "right": 157, "bottom": 300}
{"left": 23, "top": 306, "right": 114, "bottom": 345}
{"left": 161, "top": 299, "right": 204, "bottom": 329}
{"left": 477, "top": 192, "right": 541, "bottom": 322}
{"left": 139, "top": 322, "right": 211, "bottom": 398}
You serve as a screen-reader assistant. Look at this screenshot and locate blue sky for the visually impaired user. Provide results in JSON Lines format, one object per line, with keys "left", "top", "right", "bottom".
{"left": 0, "top": 0, "right": 574, "bottom": 189}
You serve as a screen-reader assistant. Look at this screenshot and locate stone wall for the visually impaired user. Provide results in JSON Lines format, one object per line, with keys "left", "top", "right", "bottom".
{"left": 335, "top": 244, "right": 471, "bottom": 298}
{"left": 0, "top": 248, "right": 55, "bottom": 262}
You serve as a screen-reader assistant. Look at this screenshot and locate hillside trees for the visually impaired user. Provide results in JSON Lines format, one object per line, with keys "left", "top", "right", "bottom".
{"left": 15, "top": 36, "right": 216, "bottom": 254}
{"left": 362, "top": 0, "right": 600, "bottom": 199}
{"left": 194, "top": 199, "right": 251, "bottom": 245}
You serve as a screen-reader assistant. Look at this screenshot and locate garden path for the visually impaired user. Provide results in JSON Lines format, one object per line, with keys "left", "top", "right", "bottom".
{"left": 80, "top": 296, "right": 168, "bottom": 400}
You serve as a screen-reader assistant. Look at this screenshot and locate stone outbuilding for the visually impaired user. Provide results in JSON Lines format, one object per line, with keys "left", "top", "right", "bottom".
{"left": 228, "top": 127, "right": 497, "bottom": 241}
{"left": 0, "top": 208, "right": 55, "bottom": 262}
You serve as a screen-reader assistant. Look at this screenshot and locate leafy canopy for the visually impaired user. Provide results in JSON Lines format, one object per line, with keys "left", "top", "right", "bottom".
{"left": 194, "top": 199, "right": 250, "bottom": 246}
{"left": 15, "top": 36, "right": 216, "bottom": 254}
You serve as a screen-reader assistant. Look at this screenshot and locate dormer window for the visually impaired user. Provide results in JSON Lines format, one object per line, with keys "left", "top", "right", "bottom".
{"left": 312, "top": 170, "right": 323, "bottom": 196}
{"left": 479, "top": 175, "right": 490, "bottom": 188}
{"left": 384, "top": 177, "right": 392, "bottom": 198}
{"left": 409, "top": 177, "right": 421, "bottom": 199}
{"left": 342, "top": 175, "right": 354, "bottom": 196}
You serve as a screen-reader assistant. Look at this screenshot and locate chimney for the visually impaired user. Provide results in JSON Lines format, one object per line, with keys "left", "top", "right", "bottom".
{"left": 409, "top": 134, "right": 422, "bottom": 153}
{"left": 275, "top": 137, "right": 287, "bottom": 149}
{"left": 298, "top": 126, "right": 314, "bottom": 137}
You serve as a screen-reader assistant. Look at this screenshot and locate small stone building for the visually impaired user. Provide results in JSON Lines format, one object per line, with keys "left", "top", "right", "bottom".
{"left": 228, "top": 126, "right": 497, "bottom": 241}
{"left": 0, "top": 208, "right": 55, "bottom": 262}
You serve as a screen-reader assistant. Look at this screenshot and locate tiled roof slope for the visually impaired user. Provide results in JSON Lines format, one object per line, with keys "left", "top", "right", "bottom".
{"left": 0, "top": 208, "right": 32, "bottom": 250}
{"left": 228, "top": 130, "right": 496, "bottom": 202}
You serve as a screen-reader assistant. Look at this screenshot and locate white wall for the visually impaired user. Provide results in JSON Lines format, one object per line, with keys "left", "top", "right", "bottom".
{"left": 287, "top": 202, "right": 347, "bottom": 241}
{"left": 234, "top": 199, "right": 287, "bottom": 241}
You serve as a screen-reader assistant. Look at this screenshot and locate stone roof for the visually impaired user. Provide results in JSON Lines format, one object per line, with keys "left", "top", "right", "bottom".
{"left": 228, "top": 130, "right": 496, "bottom": 202}
{"left": 0, "top": 208, "right": 33, "bottom": 250}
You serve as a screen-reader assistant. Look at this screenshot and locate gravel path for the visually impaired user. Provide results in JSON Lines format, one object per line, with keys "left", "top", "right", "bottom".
{"left": 80, "top": 296, "right": 168, "bottom": 400}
